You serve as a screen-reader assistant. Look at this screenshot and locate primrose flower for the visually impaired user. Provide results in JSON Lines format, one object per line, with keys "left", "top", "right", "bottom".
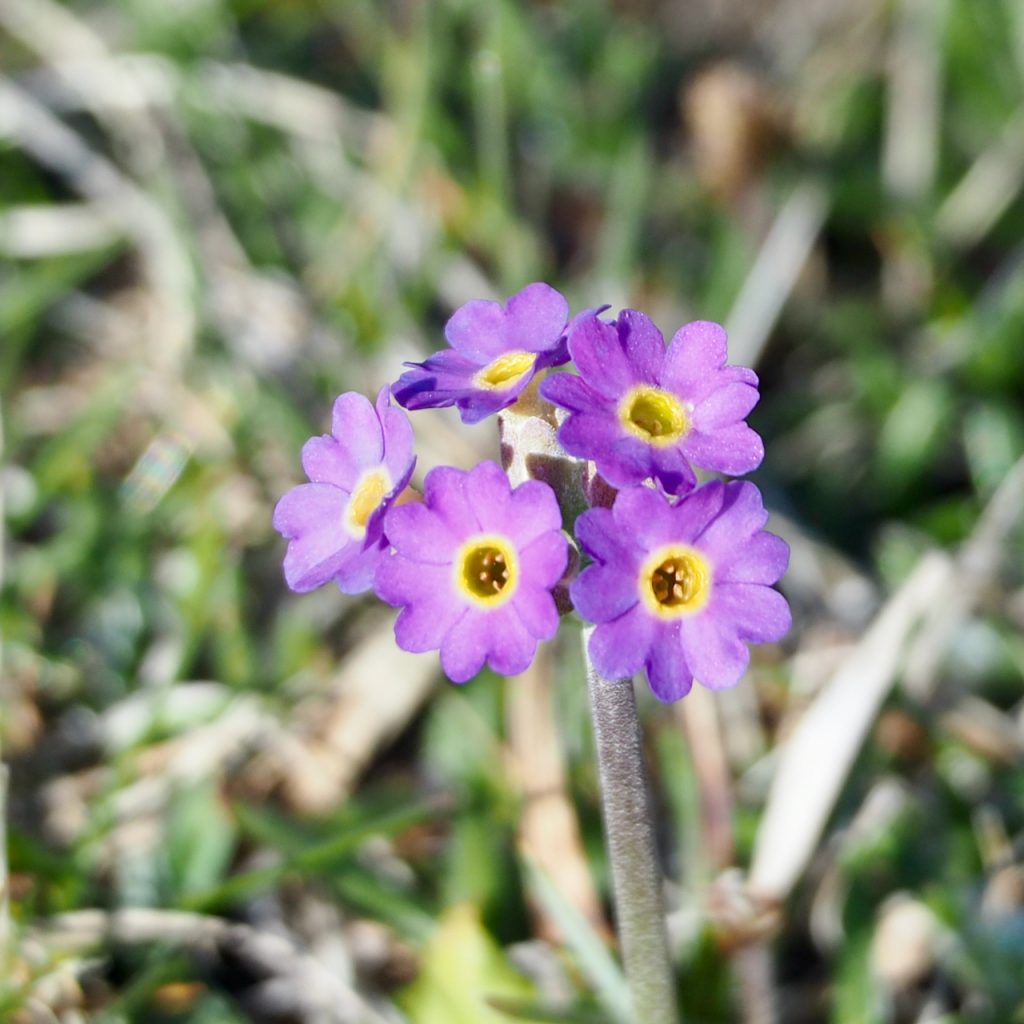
{"left": 375, "top": 461, "right": 569, "bottom": 682}
{"left": 540, "top": 311, "right": 763, "bottom": 496}
{"left": 571, "top": 481, "right": 790, "bottom": 702}
{"left": 392, "top": 283, "right": 570, "bottom": 424}
{"left": 273, "top": 387, "right": 416, "bottom": 595}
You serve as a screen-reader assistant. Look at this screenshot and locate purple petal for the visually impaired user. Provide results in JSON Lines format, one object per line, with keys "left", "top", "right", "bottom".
{"left": 440, "top": 610, "right": 491, "bottom": 682}
{"left": 691, "top": 381, "right": 760, "bottom": 431}
{"left": 465, "top": 460, "right": 513, "bottom": 520}
{"left": 375, "top": 554, "right": 449, "bottom": 608}
{"left": 711, "top": 584, "right": 791, "bottom": 643}
{"left": 540, "top": 372, "right": 604, "bottom": 414}
{"left": 377, "top": 386, "right": 416, "bottom": 485}
{"left": 694, "top": 481, "right": 768, "bottom": 562}
{"left": 592, "top": 437, "right": 660, "bottom": 490}
{"left": 648, "top": 444, "right": 698, "bottom": 496}
{"left": 718, "top": 532, "right": 790, "bottom": 585}
{"left": 484, "top": 604, "right": 541, "bottom": 676}
{"left": 557, "top": 411, "right": 622, "bottom": 460}
{"left": 331, "top": 392, "right": 384, "bottom": 466}
{"left": 512, "top": 585, "right": 560, "bottom": 642}
{"left": 422, "top": 466, "right": 481, "bottom": 539}
{"left": 383, "top": 503, "right": 460, "bottom": 564}
{"left": 666, "top": 480, "right": 728, "bottom": 543}
{"left": 273, "top": 483, "right": 347, "bottom": 539}
{"left": 573, "top": 507, "right": 638, "bottom": 566}
{"left": 274, "top": 485, "right": 354, "bottom": 591}
{"left": 503, "top": 479, "right": 564, "bottom": 548}
{"left": 618, "top": 310, "right": 665, "bottom": 385}
{"left": 283, "top": 541, "right": 353, "bottom": 593}
{"left": 645, "top": 624, "right": 695, "bottom": 702}
{"left": 395, "top": 601, "right": 468, "bottom": 654}
{"left": 660, "top": 320, "right": 729, "bottom": 400}
{"left": 445, "top": 299, "right": 507, "bottom": 362}
{"left": 503, "top": 283, "right": 570, "bottom": 354}
{"left": 455, "top": 385, "right": 533, "bottom": 424}
{"left": 535, "top": 335, "right": 570, "bottom": 369}
{"left": 519, "top": 530, "right": 569, "bottom": 590}
{"left": 610, "top": 486, "right": 678, "bottom": 550}
{"left": 567, "top": 313, "right": 636, "bottom": 400}
{"left": 570, "top": 564, "right": 638, "bottom": 624}
{"left": 587, "top": 604, "right": 655, "bottom": 681}
{"left": 335, "top": 539, "right": 388, "bottom": 595}
{"left": 382, "top": 561, "right": 468, "bottom": 652}
{"left": 391, "top": 352, "right": 479, "bottom": 411}
{"left": 681, "top": 612, "right": 751, "bottom": 690}
{"left": 682, "top": 422, "right": 764, "bottom": 475}
{"left": 301, "top": 436, "right": 359, "bottom": 490}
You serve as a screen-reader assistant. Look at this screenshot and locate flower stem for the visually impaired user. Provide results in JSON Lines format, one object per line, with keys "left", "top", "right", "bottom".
{"left": 582, "top": 626, "right": 681, "bottom": 1024}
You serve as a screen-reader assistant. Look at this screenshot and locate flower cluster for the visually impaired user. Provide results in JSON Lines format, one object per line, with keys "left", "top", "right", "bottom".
{"left": 274, "top": 283, "right": 789, "bottom": 700}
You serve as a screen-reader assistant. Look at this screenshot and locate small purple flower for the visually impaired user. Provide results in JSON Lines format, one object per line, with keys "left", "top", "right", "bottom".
{"left": 540, "top": 311, "right": 763, "bottom": 495}
{"left": 392, "top": 283, "right": 570, "bottom": 425}
{"left": 375, "top": 461, "right": 569, "bottom": 682}
{"left": 273, "top": 387, "right": 416, "bottom": 595}
{"left": 571, "top": 481, "right": 790, "bottom": 702}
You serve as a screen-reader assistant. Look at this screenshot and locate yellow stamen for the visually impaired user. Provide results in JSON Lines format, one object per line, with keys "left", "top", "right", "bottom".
{"left": 473, "top": 350, "right": 537, "bottom": 391}
{"left": 638, "top": 545, "right": 711, "bottom": 619}
{"left": 618, "top": 386, "right": 689, "bottom": 447}
{"left": 344, "top": 468, "right": 391, "bottom": 539}
{"left": 454, "top": 534, "right": 519, "bottom": 607}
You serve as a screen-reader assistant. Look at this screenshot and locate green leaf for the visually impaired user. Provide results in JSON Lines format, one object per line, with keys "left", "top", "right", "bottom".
{"left": 164, "top": 781, "right": 237, "bottom": 901}
{"left": 399, "top": 904, "right": 542, "bottom": 1024}
{"left": 520, "top": 856, "right": 630, "bottom": 1024}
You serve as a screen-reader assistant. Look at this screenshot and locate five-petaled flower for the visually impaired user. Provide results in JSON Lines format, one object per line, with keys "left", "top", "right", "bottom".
{"left": 571, "top": 481, "right": 790, "bottom": 702}
{"left": 273, "top": 388, "right": 416, "bottom": 594}
{"left": 541, "top": 311, "right": 763, "bottom": 496}
{"left": 392, "top": 282, "right": 570, "bottom": 424}
{"left": 374, "top": 461, "right": 569, "bottom": 682}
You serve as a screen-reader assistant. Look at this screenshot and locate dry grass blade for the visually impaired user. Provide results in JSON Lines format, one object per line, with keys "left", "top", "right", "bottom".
{"left": 882, "top": 0, "right": 945, "bottom": 203}
{"left": 41, "top": 697, "right": 280, "bottom": 848}
{"left": 936, "top": 107, "right": 1024, "bottom": 248}
{"left": 0, "top": 77, "right": 194, "bottom": 370}
{"left": 0, "top": 203, "right": 120, "bottom": 258}
{"left": 725, "top": 180, "right": 829, "bottom": 369}
{"left": 260, "top": 617, "right": 440, "bottom": 815}
{"left": 904, "top": 453, "right": 1024, "bottom": 700}
{"left": 508, "top": 654, "right": 608, "bottom": 942}
{"left": 749, "top": 551, "right": 953, "bottom": 903}
{"left": 676, "top": 687, "right": 735, "bottom": 873}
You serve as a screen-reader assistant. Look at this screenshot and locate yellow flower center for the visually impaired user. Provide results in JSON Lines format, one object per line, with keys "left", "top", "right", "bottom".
{"left": 454, "top": 534, "right": 518, "bottom": 607}
{"left": 344, "top": 468, "right": 391, "bottom": 539}
{"left": 619, "top": 386, "right": 689, "bottom": 446}
{"left": 639, "top": 545, "right": 711, "bottom": 619}
{"left": 473, "top": 350, "right": 537, "bottom": 390}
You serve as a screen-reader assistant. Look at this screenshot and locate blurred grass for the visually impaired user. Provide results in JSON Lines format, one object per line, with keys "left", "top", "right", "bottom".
{"left": 2, "top": 0, "right": 1024, "bottom": 1022}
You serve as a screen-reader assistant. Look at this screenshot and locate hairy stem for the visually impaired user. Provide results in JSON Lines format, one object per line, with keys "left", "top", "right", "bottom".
{"left": 583, "top": 626, "right": 681, "bottom": 1024}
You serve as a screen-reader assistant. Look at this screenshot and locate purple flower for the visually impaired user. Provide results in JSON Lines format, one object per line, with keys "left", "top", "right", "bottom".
{"left": 571, "top": 481, "right": 790, "bottom": 702}
{"left": 392, "top": 283, "right": 570, "bottom": 425}
{"left": 273, "top": 387, "right": 416, "bottom": 595}
{"left": 540, "top": 311, "right": 763, "bottom": 495}
{"left": 375, "top": 461, "right": 569, "bottom": 682}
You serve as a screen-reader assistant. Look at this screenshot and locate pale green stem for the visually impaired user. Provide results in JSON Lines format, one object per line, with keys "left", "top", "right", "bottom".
{"left": 583, "top": 626, "right": 681, "bottom": 1024}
